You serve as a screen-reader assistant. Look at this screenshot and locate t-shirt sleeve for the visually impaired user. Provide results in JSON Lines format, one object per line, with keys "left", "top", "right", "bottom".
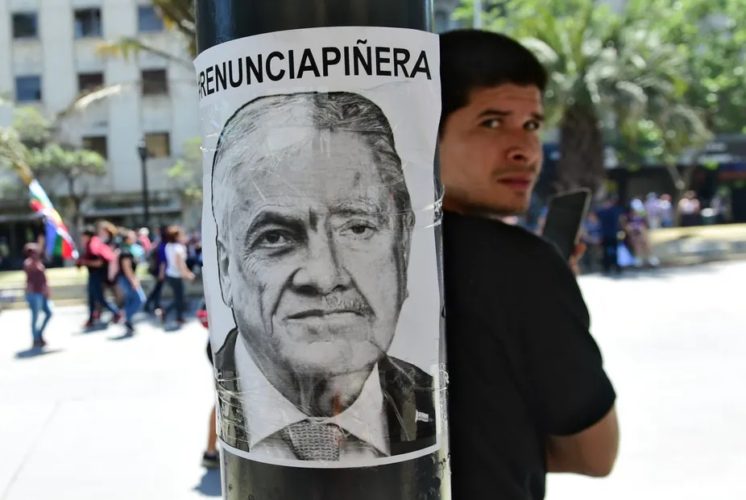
{"left": 518, "top": 244, "right": 616, "bottom": 436}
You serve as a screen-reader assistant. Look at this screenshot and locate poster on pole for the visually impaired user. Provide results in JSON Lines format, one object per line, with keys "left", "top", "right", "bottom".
{"left": 195, "top": 26, "right": 444, "bottom": 471}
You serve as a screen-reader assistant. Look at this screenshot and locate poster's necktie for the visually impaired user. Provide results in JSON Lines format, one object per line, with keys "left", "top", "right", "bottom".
{"left": 280, "top": 420, "right": 345, "bottom": 461}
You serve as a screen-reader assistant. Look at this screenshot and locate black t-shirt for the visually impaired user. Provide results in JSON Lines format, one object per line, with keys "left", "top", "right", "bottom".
{"left": 443, "top": 212, "right": 616, "bottom": 500}
{"left": 117, "top": 250, "right": 135, "bottom": 280}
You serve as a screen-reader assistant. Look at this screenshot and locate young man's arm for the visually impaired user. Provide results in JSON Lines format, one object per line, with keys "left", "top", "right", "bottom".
{"left": 546, "top": 405, "right": 619, "bottom": 477}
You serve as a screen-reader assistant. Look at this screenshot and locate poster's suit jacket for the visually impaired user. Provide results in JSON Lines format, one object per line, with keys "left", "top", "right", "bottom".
{"left": 214, "top": 329, "right": 437, "bottom": 457}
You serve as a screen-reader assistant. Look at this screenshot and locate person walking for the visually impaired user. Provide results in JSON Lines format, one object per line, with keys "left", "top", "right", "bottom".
{"left": 23, "top": 243, "right": 52, "bottom": 348}
{"left": 678, "top": 190, "right": 702, "bottom": 227}
{"left": 597, "top": 196, "right": 625, "bottom": 274}
{"left": 162, "top": 226, "right": 195, "bottom": 327}
{"left": 144, "top": 226, "right": 168, "bottom": 315}
{"left": 116, "top": 230, "right": 146, "bottom": 335}
{"left": 78, "top": 227, "right": 121, "bottom": 328}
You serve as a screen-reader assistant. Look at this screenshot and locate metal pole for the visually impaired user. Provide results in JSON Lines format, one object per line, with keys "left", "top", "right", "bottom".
{"left": 474, "top": 0, "right": 483, "bottom": 28}
{"left": 137, "top": 139, "right": 150, "bottom": 229}
{"left": 195, "top": 2, "right": 448, "bottom": 499}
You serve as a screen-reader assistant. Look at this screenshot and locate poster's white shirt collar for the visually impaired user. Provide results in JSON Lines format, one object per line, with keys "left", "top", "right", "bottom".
{"left": 235, "top": 336, "right": 391, "bottom": 456}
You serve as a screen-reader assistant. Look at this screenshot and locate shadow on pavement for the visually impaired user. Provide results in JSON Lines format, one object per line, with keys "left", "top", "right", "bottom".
{"left": 163, "top": 322, "right": 189, "bottom": 333}
{"left": 108, "top": 331, "right": 135, "bottom": 342}
{"left": 588, "top": 260, "right": 730, "bottom": 281}
{"left": 193, "top": 469, "right": 221, "bottom": 497}
{"left": 15, "top": 347, "right": 63, "bottom": 359}
{"left": 80, "top": 323, "right": 111, "bottom": 334}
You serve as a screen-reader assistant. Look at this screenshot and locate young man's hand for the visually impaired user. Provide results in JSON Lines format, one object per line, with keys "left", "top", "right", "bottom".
{"left": 569, "top": 242, "right": 587, "bottom": 276}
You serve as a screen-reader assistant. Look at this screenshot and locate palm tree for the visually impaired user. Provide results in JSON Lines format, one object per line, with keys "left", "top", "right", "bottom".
{"left": 0, "top": 89, "right": 113, "bottom": 239}
{"left": 97, "top": 0, "right": 196, "bottom": 62}
{"left": 457, "top": 0, "right": 710, "bottom": 197}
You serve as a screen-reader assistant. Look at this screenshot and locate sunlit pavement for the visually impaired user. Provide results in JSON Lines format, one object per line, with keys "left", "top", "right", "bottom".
{"left": 548, "top": 260, "right": 746, "bottom": 500}
{"left": 0, "top": 303, "right": 219, "bottom": 500}
{"left": 1, "top": 261, "right": 745, "bottom": 499}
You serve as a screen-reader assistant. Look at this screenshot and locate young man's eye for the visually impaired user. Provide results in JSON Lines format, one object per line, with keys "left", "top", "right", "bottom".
{"left": 525, "top": 120, "right": 542, "bottom": 131}
{"left": 480, "top": 118, "right": 501, "bottom": 129}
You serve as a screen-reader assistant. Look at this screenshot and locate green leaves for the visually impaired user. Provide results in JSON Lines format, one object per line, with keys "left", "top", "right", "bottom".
{"left": 455, "top": 0, "right": 743, "bottom": 181}
{"left": 27, "top": 143, "right": 105, "bottom": 178}
{"left": 0, "top": 104, "right": 107, "bottom": 186}
{"left": 167, "top": 137, "right": 203, "bottom": 202}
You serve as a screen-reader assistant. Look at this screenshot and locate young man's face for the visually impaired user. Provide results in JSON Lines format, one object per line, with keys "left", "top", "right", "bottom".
{"left": 439, "top": 83, "right": 544, "bottom": 216}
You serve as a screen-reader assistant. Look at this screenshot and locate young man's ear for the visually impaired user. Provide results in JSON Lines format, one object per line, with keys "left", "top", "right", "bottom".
{"left": 217, "top": 238, "right": 232, "bottom": 307}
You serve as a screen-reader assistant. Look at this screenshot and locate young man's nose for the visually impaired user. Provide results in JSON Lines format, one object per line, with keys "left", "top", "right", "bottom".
{"left": 501, "top": 129, "right": 540, "bottom": 166}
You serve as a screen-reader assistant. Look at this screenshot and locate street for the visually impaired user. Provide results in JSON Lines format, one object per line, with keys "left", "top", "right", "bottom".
{"left": 548, "top": 260, "right": 746, "bottom": 500}
{"left": 0, "top": 303, "right": 218, "bottom": 500}
{"left": 1, "top": 261, "right": 745, "bottom": 499}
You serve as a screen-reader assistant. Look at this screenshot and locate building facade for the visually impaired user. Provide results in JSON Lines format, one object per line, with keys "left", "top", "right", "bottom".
{"left": 1, "top": 0, "right": 200, "bottom": 237}
{"left": 0, "top": 0, "right": 462, "bottom": 268}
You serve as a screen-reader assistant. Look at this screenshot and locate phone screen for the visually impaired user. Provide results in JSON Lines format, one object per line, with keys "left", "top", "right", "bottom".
{"left": 541, "top": 189, "right": 592, "bottom": 261}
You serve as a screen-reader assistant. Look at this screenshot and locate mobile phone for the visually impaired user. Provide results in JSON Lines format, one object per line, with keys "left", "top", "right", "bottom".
{"left": 541, "top": 189, "right": 592, "bottom": 261}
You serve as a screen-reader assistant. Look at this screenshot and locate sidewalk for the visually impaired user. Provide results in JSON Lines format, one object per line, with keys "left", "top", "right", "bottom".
{"left": 649, "top": 222, "right": 746, "bottom": 266}
{"left": 0, "top": 306, "right": 219, "bottom": 500}
{"left": 0, "top": 267, "right": 204, "bottom": 310}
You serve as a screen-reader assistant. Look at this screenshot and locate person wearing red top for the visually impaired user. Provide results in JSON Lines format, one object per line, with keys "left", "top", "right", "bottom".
{"left": 23, "top": 243, "right": 52, "bottom": 348}
{"left": 77, "top": 226, "right": 121, "bottom": 328}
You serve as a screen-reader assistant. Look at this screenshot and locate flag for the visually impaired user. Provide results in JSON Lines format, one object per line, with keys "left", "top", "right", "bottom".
{"left": 28, "top": 179, "right": 78, "bottom": 260}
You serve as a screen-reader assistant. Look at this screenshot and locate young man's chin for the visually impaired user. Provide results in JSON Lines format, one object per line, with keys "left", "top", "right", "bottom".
{"left": 481, "top": 198, "right": 531, "bottom": 217}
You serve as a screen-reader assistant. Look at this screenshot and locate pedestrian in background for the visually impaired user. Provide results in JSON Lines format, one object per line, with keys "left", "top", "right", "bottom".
{"left": 23, "top": 243, "right": 52, "bottom": 348}
{"left": 659, "top": 193, "right": 674, "bottom": 227}
{"left": 78, "top": 227, "right": 121, "bottom": 328}
{"left": 162, "top": 225, "right": 195, "bottom": 327}
{"left": 144, "top": 226, "right": 168, "bottom": 316}
{"left": 137, "top": 227, "right": 152, "bottom": 254}
{"left": 597, "top": 195, "right": 625, "bottom": 274}
{"left": 116, "top": 230, "right": 146, "bottom": 335}
{"left": 678, "top": 190, "right": 702, "bottom": 227}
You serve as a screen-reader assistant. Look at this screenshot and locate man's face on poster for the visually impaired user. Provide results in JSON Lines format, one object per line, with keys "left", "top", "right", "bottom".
{"left": 218, "top": 128, "right": 409, "bottom": 377}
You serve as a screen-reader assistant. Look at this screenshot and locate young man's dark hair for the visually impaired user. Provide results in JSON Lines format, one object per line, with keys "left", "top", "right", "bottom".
{"left": 438, "top": 29, "right": 618, "bottom": 500}
{"left": 439, "top": 29, "right": 548, "bottom": 131}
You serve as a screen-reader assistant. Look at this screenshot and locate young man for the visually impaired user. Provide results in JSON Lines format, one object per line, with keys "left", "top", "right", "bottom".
{"left": 439, "top": 30, "right": 619, "bottom": 499}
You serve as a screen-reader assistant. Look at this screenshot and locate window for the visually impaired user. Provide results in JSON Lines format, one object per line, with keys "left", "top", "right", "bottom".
{"left": 144, "top": 132, "right": 170, "bottom": 158}
{"left": 138, "top": 6, "right": 163, "bottom": 32}
{"left": 74, "top": 8, "right": 102, "bottom": 38}
{"left": 141, "top": 69, "right": 168, "bottom": 95}
{"left": 12, "top": 12, "right": 38, "bottom": 39}
{"left": 15, "top": 76, "right": 42, "bottom": 102}
{"left": 78, "top": 72, "right": 104, "bottom": 93}
{"left": 82, "top": 136, "right": 108, "bottom": 159}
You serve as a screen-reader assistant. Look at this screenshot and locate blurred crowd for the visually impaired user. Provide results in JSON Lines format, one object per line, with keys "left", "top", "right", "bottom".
{"left": 21, "top": 219, "right": 204, "bottom": 346}
{"left": 76, "top": 220, "right": 203, "bottom": 335}
{"left": 579, "top": 190, "right": 727, "bottom": 274}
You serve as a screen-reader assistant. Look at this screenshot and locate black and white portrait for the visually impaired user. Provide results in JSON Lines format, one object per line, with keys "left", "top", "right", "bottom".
{"left": 209, "top": 91, "right": 437, "bottom": 464}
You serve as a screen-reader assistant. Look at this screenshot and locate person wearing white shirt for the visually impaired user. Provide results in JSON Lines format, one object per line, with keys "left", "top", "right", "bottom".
{"left": 162, "top": 226, "right": 194, "bottom": 325}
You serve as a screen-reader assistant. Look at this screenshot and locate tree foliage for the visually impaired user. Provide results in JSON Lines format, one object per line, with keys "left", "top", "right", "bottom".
{"left": 0, "top": 104, "right": 106, "bottom": 235}
{"left": 97, "top": 0, "right": 196, "bottom": 64}
{"left": 7, "top": 107, "right": 105, "bottom": 180}
{"left": 454, "top": 0, "right": 745, "bottom": 193}
{"left": 167, "top": 137, "right": 203, "bottom": 202}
